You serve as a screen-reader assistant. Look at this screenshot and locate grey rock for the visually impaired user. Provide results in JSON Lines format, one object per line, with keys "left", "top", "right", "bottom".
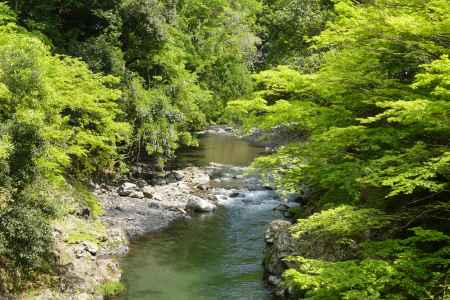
{"left": 173, "top": 171, "right": 184, "bottom": 181}
{"left": 196, "top": 184, "right": 209, "bottom": 191}
{"left": 129, "top": 190, "right": 144, "bottom": 199}
{"left": 191, "top": 173, "right": 210, "bottom": 186}
{"left": 263, "top": 220, "right": 295, "bottom": 277}
{"left": 186, "top": 196, "right": 216, "bottom": 213}
{"left": 82, "top": 241, "right": 98, "bottom": 256}
{"left": 142, "top": 186, "right": 154, "bottom": 198}
{"left": 273, "top": 202, "right": 300, "bottom": 212}
{"left": 118, "top": 182, "right": 138, "bottom": 196}
{"left": 148, "top": 201, "right": 160, "bottom": 209}
{"left": 135, "top": 179, "right": 148, "bottom": 188}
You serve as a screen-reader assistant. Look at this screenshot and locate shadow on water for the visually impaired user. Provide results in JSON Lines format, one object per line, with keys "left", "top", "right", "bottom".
{"left": 119, "top": 134, "right": 279, "bottom": 300}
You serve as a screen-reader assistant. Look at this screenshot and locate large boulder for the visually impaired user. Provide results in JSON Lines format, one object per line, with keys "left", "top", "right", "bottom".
{"left": 186, "top": 196, "right": 216, "bottom": 213}
{"left": 263, "top": 220, "right": 297, "bottom": 277}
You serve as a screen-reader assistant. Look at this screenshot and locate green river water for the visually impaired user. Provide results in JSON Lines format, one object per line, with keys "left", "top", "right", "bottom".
{"left": 119, "top": 134, "right": 282, "bottom": 300}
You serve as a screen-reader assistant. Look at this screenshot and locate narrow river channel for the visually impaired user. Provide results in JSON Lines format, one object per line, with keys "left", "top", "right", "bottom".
{"left": 119, "top": 134, "right": 283, "bottom": 300}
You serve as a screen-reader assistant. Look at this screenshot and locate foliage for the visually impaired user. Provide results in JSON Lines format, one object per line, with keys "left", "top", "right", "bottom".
{"left": 98, "top": 281, "right": 125, "bottom": 298}
{"left": 283, "top": 227, "right": 450, "bottom": 300}
{"left": 290, "top": 205, "right": 390, "bottom": 240}
{"left": 0, "top": 0, "right": 448, "bottom": 297}
{"left": 72, "top": 182, "right": 104, "bottom": 218}
{"left": 0, "top": 0, "right": 261, "bottom": 293}
{"left": 228, "top": 0, "right": 450, "bottom": 206}
{"left": 256, "top": 0, "right": 334, "bottom": 69}
{"left": 0, "top": 4, "right": 128, "bottom": 292}
{"left": 226, "top": 0, "right": 450, "bottom": 298}
{"left": 5, "top": 0, "right": 259, "bottom": 165}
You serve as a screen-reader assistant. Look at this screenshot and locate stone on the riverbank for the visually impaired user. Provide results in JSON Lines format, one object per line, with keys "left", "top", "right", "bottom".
{"left": 129, "top": 190, "right": 144, "bottom": 199}
{"left": 173, "top": 171, "right": 184, "bottom": 181}
{"left": 263, "top": 220, "right": 296, "bottom": 277}
{"left": 191, "top": 172, "right": 210, "bottom": 186}
{"left": 118, "top": 182, "right": 138, "bottom": 196}
{"left": 196, "top": 184, "right": 209, "bottom": 191}
{"left": 81, "top": 241, "right": 98, "bottom": 256}
{"left": 135, "top": 179, "right": 148, "bottom": 188}
{"left": 142, "top": 186, "right": 154, "bottom": 198}
{"left": 187, "top": 196, "right": 216, "bottom": 213}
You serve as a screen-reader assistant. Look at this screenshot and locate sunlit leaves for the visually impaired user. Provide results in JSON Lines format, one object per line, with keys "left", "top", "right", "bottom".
{"left": 283, "top": 225, "right": 449, "bottom": 299}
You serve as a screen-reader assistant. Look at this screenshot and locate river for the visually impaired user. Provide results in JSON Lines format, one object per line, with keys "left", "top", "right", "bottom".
{"left": 118, "top": 134, "right": 283, "bottom": 300}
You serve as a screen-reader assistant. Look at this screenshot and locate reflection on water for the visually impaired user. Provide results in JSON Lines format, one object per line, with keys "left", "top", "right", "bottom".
{"left": 175, "top": 134, "right": 265, "bottom": 167}
{"left": 119, "top": 134, "right": 278, "bottom": 300}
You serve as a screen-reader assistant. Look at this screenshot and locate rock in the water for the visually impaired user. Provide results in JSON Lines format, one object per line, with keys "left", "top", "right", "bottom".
{"left": 148, "top": 201, "right": 160, "bottom": 209}
{"left": 150, "top": 177, "right": 167, "bottom": 186}
{"left": 186, "top": 196, "right": 216, "bottom": 213}
{"left": 273, "top": 202, "right": 300, "bottom": 212}
{"left": 229, "top": 191, "right": 242, "bottom": 198}
{"left": 118, "top": 182, "right": 138, "bottom": 196}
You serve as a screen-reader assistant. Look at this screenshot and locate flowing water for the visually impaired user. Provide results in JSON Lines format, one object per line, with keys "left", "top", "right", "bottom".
{"left": 119, "top": 134, "right": 282, "bottom": 300}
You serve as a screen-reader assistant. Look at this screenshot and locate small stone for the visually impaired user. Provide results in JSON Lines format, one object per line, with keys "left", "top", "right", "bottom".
{"left": 82, "top": 241, "right": 98, "bottom": 256}
{"left": 196, "top": 184, "right": 209, "bottom": 191}
{"left": 142, "top": 186, "right": 154, "bottom": 198}
{"left": 118, "top": 182, "right": 138, "bottom": 196}
{"left": 129, "top": 191, "right": 144, "bottom": 199}
{"left": 148, "top": 201, "right": 160, "bottom": 209}
{"left": 173, "top": 171, "right": 184, "bottom": 181}
{"left": 136, "top": 179, "right": 148, "bottom": 188}
{"left": 74, "top": 247, "right": 85, "bottom": 259}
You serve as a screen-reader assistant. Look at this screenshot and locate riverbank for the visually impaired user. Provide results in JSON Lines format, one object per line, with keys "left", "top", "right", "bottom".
{"left": 20, "top": 166, "right": 221, "bottom": 300}
{"left": 21, "top": 158, "right": 277, "bottom": 300}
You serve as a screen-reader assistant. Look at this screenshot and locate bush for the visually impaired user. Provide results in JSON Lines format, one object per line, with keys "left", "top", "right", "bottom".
{"left": 98, "top": 281, "right": 125, "bottom": 298}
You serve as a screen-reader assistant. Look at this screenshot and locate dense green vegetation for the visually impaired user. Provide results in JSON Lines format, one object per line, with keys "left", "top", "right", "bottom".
{"left": 0, "top": 0, "right": 259, "bottom": 293}
{"left": 227, "top": 0, "right": 450, "bottom": 299}
{"left": 0, "top": 0, "right": 449, "bottom": 298}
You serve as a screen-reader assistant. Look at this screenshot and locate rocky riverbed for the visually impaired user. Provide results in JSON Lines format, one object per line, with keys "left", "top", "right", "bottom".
{"left": 23, "top": 161, "right": 273, "bottom": 300}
